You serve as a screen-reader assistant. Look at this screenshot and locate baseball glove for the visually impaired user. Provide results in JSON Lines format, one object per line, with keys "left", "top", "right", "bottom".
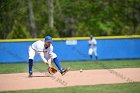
{"left": 48, "top": 67, "right": 57, "bottom": 75}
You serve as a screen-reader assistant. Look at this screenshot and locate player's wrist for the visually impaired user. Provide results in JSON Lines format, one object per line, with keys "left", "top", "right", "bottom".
{"left": 47, "top": 63, "right": 52, "bottom": 67}
{"left": 45, "top": 62, "right": 52, "bottom": 67}
{"left": 49, "top": 64, "right": 52, "bottom": 67}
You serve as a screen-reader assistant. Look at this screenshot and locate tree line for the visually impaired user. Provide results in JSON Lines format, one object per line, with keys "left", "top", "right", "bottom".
{"left": 0, "top": 0, "right": 140, "bottom": 39}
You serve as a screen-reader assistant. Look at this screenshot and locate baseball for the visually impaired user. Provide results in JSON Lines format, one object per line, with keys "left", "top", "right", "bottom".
{"left": 80, "top": 69, "right": 83, "bottom": 72}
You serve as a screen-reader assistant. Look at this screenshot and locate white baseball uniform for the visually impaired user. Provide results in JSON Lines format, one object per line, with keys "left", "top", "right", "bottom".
{"left": 28, "top": 40, "right": 57, "bottom": 63}
{"left": 88, "top": 38, "right": 97, "bottom": 56}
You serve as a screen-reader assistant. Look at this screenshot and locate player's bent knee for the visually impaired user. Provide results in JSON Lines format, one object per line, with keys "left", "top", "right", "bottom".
{"left": 50, "top": 52, "right": 57, "bottom": 59}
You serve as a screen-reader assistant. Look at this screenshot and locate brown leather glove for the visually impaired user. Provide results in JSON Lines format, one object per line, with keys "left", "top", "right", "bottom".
{"left": 48, "top": 67, "right": 57, "bottom": 75}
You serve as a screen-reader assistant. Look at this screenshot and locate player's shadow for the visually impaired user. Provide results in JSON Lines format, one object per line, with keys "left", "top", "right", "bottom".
{"left": 32, "top": 75, "right": 50, "bottom": 77}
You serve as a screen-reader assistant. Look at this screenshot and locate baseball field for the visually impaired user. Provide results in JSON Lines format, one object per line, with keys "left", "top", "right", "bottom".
{"left": 1, "top": 0, "right": 140, "bottom": 92}
{"left": 0, "top": 59, "right": 140, "bottom": 93}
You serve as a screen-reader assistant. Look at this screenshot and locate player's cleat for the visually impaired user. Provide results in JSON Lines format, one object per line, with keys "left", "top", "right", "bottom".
{"left": 61, "top": 68, "right": 70, "bottom": 76}
{"left": 28, "top": 72, "right": 33, "bottom": 77}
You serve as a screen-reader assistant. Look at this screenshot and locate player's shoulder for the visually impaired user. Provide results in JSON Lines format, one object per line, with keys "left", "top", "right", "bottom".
{"left": 32, "top": 40, "right": 44, "bottom": 46}
{"left": 50, "top": 44, "right": 53, "bottom": 48}
{"left": 49, "top": 44, "right": 54, "bottom": 50}
{"left": 35, "top": 40, "right": 44, "bottom": 43}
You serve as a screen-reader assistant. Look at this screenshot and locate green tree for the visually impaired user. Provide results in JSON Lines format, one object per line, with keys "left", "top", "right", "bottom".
{"left": 1, "top": 0, "right": 140, "bottom": 39}
{"left": 7, "top": 20, "right": 31, "bottom": 39}
{"left": 40, "top": 24, "right": 59, "bottom": 37}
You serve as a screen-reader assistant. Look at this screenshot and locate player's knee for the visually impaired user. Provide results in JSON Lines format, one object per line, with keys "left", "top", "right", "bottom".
{"left": 88, "top": 52, "right": 92, "bottom": 55}
{"left": 29, "top": 56, "right": 34, "bottom": 59}
{"left": 49, "top": 52, "right": 57, "bottom": 59}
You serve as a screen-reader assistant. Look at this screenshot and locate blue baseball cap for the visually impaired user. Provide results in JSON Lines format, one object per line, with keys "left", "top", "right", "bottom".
{"left": 45, "top": 36, "right": 52, "bottom": 43}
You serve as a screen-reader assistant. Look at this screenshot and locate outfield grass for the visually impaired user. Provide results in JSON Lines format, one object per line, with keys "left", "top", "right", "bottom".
{"left": 0, "top": 59, "right": 140, "bottom": 74}
{"left": 1, "top": 82, "right": 140, "bottom": 93}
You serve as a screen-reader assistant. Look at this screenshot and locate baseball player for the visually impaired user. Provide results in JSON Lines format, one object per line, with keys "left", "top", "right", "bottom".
{"left": 88, "top": 35, "right": 98, "bottom": 60}
{"left": 28, "top": 36, "right": 68, "bottom": 77}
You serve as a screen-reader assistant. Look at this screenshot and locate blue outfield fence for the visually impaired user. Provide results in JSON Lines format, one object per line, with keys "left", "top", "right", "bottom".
{"left": 0, "top": 37, "right": 140, "bottom": 63}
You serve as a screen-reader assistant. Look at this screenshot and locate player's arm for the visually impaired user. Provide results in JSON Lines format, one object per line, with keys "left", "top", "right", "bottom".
{"left": 88, "top": 40, "right": 91, "bottom": 46}
{"left": 47, "top": 58, "right": 52, "bottom": 67}
{"left": 93, "top": 39, "right": 97, "bottom": 46}
{"left": 39, "top": 52, "right": 52, "bottom": 67}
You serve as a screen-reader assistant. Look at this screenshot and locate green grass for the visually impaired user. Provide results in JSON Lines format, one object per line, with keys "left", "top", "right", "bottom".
{"left": 0, "top": 59, "right": 140, "bottom": 74}
{"left": 61, "top": 59, "right": 140, "bottom": 70}
{"left": 1, "top": 82, "right": 140, "bottom": 93}
{"left": 0, "top": 63, "right": 28, "bottom": 74}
